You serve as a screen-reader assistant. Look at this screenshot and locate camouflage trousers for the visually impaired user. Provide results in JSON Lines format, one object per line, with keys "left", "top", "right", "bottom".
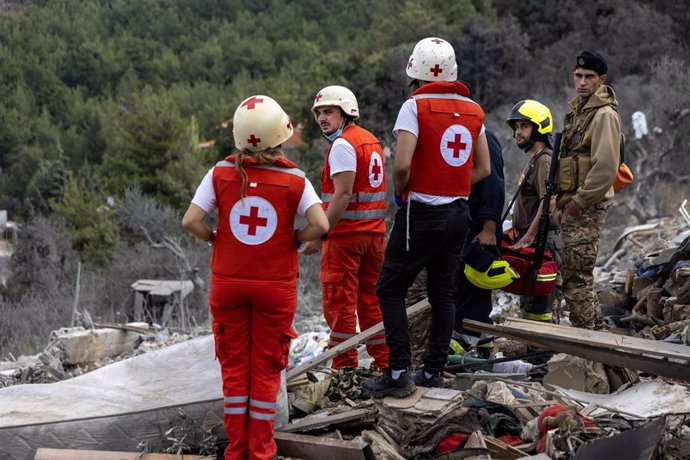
{"left": 561, "top": 200, "right": 609, "bottom": 330}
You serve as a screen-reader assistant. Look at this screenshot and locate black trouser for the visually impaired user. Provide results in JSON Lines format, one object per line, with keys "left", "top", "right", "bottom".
{"left": 376, "top": 200, "right": 469, "bottom": 373}
{"left": 455, "top": 266, "right": 493, "bottom": 337}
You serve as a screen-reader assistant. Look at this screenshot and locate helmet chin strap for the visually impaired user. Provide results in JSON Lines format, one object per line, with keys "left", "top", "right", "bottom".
{"left": 323, "top": 118, "right": 349, "bottom": 142}
{"left": 520, "top": 141, "right": 535, "bottom": 152}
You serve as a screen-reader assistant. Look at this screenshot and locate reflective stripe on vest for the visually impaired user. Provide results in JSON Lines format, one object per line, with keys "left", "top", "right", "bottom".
{"left": 321, "top": 192, "right": 387, "bottom": 203}
{"left": 412, "top": 92, "right": 479, "bottom": 105}
{"left": 215, "top": 160, "right": 305, "bottom": 178}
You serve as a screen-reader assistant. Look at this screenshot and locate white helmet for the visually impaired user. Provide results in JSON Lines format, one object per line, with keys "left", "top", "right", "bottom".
{"left": 311, "top": 85, "right": 359, "bottom": 120}
{"left": 233, "top": 95, "right": 294, "bottom": 152}
{"left": 406, "top": 37, "right": 457, "bottom": 82}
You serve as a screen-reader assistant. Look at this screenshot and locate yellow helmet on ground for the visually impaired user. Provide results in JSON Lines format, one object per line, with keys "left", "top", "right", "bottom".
{"left": 463, "top": 243, "right": 519, "bottom": 290}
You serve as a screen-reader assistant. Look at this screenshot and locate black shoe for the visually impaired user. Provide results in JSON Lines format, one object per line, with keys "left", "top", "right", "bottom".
{"left": 362, "top": 368, "right": 416, "bottom": 398}
{"left": 413, "top": 370, "right": 444, "bottom": 388}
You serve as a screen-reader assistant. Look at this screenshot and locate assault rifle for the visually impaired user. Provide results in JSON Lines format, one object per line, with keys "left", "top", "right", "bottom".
{"left": 531, "top": 132, "right": 561, "bottom": 278}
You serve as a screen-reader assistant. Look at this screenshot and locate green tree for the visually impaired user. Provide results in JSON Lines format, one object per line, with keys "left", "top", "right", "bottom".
{"left": 50, "top": 174, "right": 120, "bottom": 265}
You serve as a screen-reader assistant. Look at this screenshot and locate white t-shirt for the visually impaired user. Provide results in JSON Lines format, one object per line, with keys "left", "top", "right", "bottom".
{"left": 328, "top": 138, "right": 357, "bottom": 176}
{"left": 191, "top": 167, "right": 321, "bottom": 217}
{"left": 392, "top": 98, "right": 486, "bottom": 205}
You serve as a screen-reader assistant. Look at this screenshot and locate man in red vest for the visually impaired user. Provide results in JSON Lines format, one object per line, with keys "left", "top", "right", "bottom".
{"left": 301, "top": 86, "right": 389, "bottom": 371}
{"left": 363, "top": 37, "right": 491, "bottom": 397}
{"left": 182, "top": 95, "right": 329, "bottom": 459}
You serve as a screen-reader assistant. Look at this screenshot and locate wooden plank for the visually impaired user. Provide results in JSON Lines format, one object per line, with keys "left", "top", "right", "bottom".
{"left": 287, "top": 299, "right": 431, "bottom": 382}
{"left": 463, "top": 320, "right": 690, "bottom": 380}
{"left": 34, "top": 448, "right": 211, "bottom": 459}
{"left": 275, "top": 432, "right": 375, "bottom": 460}
{"left": 504, "top": 318, "right": 690, "bottom": 361}
{"left": 281, "top": 409, "right": 374, "bottom": 434}
{"left": 511, "top": 400, "right": 560, "bottom": 409}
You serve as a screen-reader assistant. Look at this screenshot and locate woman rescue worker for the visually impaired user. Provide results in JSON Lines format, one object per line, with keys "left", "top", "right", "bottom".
{"left": 182, "top": 95, "right": 329, "bottom": 459}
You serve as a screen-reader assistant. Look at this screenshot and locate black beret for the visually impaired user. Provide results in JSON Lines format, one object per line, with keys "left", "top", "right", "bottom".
{"left": 575, "top": 50, "right": 608, "bottom": 75}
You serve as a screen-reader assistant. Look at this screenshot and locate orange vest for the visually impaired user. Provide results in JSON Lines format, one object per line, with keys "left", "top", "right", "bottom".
{"left": 321, "top": 125, "right": 387, "bottom": 236}
{"left": 211, "top": 155, "right": 305, "bottom": 281}
{"left": 406, "top": 81, "right": 484, "bottom": 198}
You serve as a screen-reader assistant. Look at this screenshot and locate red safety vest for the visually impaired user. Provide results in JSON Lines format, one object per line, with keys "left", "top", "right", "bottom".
{"left": 211, "top": 155, "right": 306, "bottom": 281}
{"left": 405, "top": 81, "right": 484, "bottom": 198}
{"left": 321, "top": 125, "right": 387, "bottom": 236}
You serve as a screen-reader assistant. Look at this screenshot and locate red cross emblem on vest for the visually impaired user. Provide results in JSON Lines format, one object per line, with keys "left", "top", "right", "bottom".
{"left": 230, "top": 197, "right": 278, "bottom": 245}
{"left": 239, "top": 206, "right": 268, "bottom": 236}
{"left": 369, "top": 152, "right": 384, "bottom": 188}
{"left": 440, "top": 124, "right": 472, "bottom": 167}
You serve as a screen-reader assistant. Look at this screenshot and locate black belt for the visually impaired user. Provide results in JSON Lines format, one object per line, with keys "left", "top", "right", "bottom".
{"left": 409, "top": 199, "right": 468, "bottom": 210}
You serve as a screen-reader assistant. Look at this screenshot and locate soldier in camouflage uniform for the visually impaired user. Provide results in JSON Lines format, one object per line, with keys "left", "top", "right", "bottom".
{"left": 556, "top": 51, "right": 621, "bottom": 330}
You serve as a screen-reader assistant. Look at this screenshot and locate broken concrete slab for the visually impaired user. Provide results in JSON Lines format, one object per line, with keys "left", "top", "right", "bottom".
{"left": 379, "top": 387, "right": 465, "bottom": 422}
{"left": 51, "top": 323, "right": 153, "bottom": 365}
{"left": 553, "top": 380, "right": 690, "bottom": 418}
{"left": 542, "top": 354, "right": 609, "bottom": 394}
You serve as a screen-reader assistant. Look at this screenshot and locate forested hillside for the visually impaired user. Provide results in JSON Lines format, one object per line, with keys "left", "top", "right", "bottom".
{"left": 0, "top": 0, "right": 688, "bottom": 356}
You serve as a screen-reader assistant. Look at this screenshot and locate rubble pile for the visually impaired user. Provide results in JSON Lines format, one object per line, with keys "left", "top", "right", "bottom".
{"left": 596, "top": 216, "right": 690, "bottom": 344}
{"left": 0, "top": 325, "right": 203, "bottom": 387}
{"left": 2, "top": 215, "right": 689, "bottom": 459}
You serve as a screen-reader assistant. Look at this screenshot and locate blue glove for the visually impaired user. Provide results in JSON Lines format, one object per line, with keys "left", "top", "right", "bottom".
{"left": 294, "top": 228, "right": 302, "bottom": 249}
{"left": 394, "top": 193, "right": 405, "bottom": 208}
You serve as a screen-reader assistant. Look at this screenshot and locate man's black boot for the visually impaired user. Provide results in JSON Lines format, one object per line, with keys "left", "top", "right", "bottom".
{"left": 362, "top": 368, "right": 416, "bottom": 398}
{"left": 413, "top": 370, "right": 444, "bottom": 388}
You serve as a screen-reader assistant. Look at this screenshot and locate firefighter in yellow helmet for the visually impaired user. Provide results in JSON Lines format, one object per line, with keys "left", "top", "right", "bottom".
{"left": 506, "top": 99, "right": 562, "bottom": 322}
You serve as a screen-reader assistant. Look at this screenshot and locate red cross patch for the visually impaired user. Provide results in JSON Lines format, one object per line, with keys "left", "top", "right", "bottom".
{"left": 369, "top": 152, "right": 384, "bottom": 188}
{"left": 230, "top": 196, "right": 277, "bottom": 245}
{"left": 439, "top": 124, "right": 472, "bottom": 167}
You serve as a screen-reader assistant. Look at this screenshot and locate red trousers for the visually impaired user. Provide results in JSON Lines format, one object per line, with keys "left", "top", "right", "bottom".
{"left": 210, "top": 277, "right": 297, "bottom": 460}
{"left": 321, "top": 232, "right": 389, "bottom": 369}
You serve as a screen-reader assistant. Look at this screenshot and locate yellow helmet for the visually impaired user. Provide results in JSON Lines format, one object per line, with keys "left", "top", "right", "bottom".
{"left": 506, "top": 99, "right": 553, "bottom": 136}
{"left": 463, "top": 243, "right": 519, "bottom": 290}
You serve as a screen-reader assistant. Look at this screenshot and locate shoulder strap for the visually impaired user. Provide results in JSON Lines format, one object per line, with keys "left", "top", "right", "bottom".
{"left": 501, "top": 150, "right": 549, "bottom": 223}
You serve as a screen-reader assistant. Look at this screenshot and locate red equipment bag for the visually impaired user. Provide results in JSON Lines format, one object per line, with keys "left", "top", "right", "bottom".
{"left": 501, "top": 239, "right": 558, "bottom": 296}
